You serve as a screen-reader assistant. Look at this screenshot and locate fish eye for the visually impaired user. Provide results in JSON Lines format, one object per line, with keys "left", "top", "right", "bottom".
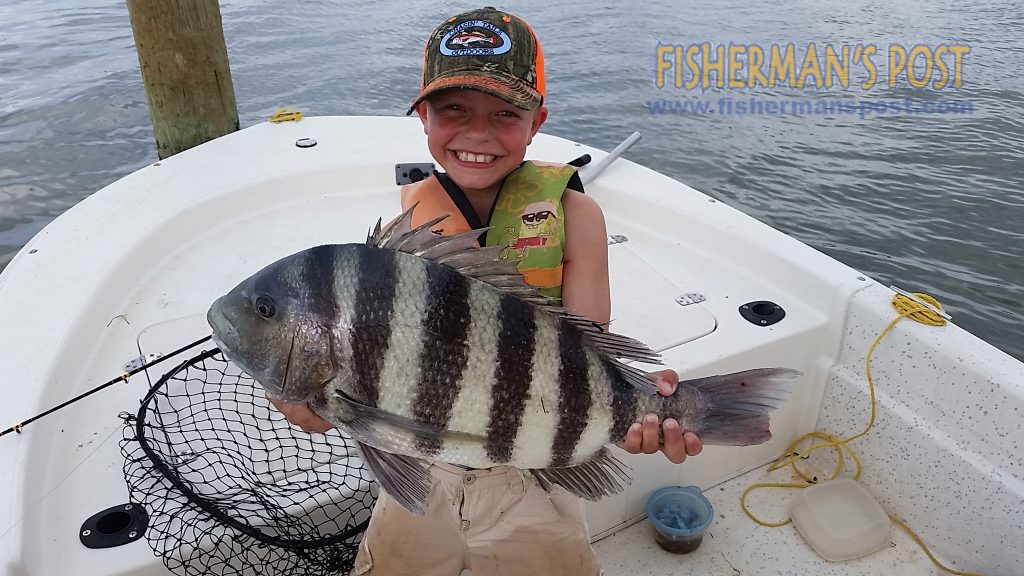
{"left": 255, "top": 295, "right": 276, "bottom": 319}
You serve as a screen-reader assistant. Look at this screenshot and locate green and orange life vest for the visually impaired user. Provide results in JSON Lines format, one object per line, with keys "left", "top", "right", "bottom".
{"left": 400, "top": 161, "right": 576, "bottom": 298}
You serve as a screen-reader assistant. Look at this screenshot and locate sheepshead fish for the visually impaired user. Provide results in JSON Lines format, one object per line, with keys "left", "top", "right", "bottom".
{"left": 207, "top": 207, "right": 799, "bottom": 514}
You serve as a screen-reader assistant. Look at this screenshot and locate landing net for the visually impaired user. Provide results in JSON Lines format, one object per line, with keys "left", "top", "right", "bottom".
{"left": 121, "top": 347, "right": 376, "bottom": 576}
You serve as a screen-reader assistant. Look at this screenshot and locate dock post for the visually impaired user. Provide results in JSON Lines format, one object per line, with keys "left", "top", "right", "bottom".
{"left": 126, "top": 0, "right": 240, "bottom": 159}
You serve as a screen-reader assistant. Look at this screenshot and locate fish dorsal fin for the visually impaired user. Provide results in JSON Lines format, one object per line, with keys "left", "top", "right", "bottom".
{"left": 369, "top": 206, "right": 663, "bottom": 391}
{"left": 368, "top": 204, "right": 530, "bottom": 292}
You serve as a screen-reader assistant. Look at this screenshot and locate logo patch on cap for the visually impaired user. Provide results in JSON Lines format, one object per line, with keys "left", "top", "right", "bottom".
{"left": 440, "top": 20, "right": 512, "bottom": 57}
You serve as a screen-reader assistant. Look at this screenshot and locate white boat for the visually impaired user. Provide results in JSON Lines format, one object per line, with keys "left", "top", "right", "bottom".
{"left": 0, "top": 116, "right": 1019, "bottom": 576}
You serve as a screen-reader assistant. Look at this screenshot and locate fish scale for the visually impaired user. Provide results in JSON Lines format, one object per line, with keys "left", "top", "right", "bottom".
{"left": 550, "top": 322, "right": 592, "bottom": 467}
{"left": 208, "top": 206, "right": 800, "bottom": 514}
{"left": 346, "top": 245, "right": 397, "bottom": 407}
{"left": 374, "top": 254, "right": 429, "bottom": 420}
{"left": 412, "top": 258, "right": 472, "bottom": 455}
{"left": 575, "top": 349, "right": 615, "bottom": 463}
{"left": 443, "top": 280, "right": 501, "bottom": 463}
{"left": 510, "top": 308, "right": 561, "bottom": 467}
{"left": 485, "top": 293, "right": 538, "bottom": 463}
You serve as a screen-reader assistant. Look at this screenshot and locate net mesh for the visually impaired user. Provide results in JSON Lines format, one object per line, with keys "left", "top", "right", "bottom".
{"left": 120, "top": 348, "right": 377, "bottom": 576}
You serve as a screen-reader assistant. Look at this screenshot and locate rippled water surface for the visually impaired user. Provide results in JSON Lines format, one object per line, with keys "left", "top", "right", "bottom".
{"left": 1, "top": 0, "right": 1021, "bottom": 360}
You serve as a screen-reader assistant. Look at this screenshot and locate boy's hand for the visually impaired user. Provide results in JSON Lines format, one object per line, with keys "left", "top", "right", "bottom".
{"left": 617, "top": 369, "right": 703, "bottom": 464}
{"left": 267, "top": 397, "right": 334, "bottom": 433}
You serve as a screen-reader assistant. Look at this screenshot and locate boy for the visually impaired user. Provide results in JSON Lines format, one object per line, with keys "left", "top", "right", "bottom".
{"left": 272, "top": 7, "right": 702, "bottom": 575}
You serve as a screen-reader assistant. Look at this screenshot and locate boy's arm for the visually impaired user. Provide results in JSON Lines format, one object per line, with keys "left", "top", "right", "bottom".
{"left": 559, "top": 189, "right": 611, "bottom": 326}
{"left": 560, "top": 189, "right": 702, "bottom": 464}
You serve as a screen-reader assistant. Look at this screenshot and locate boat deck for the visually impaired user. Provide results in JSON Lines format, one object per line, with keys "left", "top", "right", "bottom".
{"left": 592, "top": 467, "right": 952, "bottom": 576}
{"left": 1, "top": 117, "right": 1013, "bottom": 576}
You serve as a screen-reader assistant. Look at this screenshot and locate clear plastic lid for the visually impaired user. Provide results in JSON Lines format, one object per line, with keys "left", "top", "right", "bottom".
{"left": 646, "top": 485, "right": 714, "bottom": 537}
{"left": 789, "top": 478, "right": 891, "bottom": 562}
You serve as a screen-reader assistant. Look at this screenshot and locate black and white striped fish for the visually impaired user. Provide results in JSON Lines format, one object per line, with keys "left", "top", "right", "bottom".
{"left": 207, "top": 207, "right": 799, "bottom": 514}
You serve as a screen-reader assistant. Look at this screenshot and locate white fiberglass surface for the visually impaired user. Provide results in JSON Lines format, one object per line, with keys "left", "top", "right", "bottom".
{"left": 0, "top": 117, "right": 876, "bottom": 573}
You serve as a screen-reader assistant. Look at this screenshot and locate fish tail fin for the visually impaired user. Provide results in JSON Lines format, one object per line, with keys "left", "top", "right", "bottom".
{"left": 684, "top": 368, "right": 799, "bottom": 446}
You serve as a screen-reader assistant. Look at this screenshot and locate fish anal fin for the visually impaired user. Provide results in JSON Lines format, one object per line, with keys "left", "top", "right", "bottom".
{"left": 356, "top": 442, "right": 432, "bottom": 515}
{"left": 531, "top": 448, "right": 633, "bottom": 501}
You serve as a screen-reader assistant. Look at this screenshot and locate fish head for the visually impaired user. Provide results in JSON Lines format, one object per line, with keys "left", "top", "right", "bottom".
{"left": 207, "top": 248, "right": 339, "bottom": 403}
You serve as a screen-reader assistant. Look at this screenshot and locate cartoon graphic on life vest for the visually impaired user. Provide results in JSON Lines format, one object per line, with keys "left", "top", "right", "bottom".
{"left": 502, "top": 200, "right": 559, "bottom": 259}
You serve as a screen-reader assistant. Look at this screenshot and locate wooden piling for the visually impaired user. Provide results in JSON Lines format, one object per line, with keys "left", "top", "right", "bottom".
{"left": 127, "top": 0, "right": 239, "bottom": 159}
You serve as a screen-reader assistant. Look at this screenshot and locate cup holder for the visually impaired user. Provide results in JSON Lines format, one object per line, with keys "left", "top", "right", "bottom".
{"left": 80, "top": 503, "right": 148, "bottom": 549}
{"left": 739, "top": 300, "right": 786, "bottom": 326}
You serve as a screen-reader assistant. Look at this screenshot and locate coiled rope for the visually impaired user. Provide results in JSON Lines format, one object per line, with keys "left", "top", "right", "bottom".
{"left": 741, "top": 292, "right": 982, "bottom": 576}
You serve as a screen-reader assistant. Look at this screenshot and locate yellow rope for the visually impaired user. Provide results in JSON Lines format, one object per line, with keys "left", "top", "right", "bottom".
{"left": 889, "top": 514, "right": 982, "bottom": 576}
{"left": 741, "top": 293, "right": 981, "bottom": 575}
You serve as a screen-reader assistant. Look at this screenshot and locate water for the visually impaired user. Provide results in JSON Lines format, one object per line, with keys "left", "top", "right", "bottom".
{"left": 1, "top": 0, "right": 1021, "bottom": 361}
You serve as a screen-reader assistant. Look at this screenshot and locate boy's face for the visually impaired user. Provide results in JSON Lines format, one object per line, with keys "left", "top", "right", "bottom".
{"left": 417, "top": 89, "right": 548, "bottom": 195}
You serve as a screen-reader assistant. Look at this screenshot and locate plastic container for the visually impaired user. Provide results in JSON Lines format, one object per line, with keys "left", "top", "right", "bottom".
{"left": 789, "top": 478, "right": 891, "bottom": 561}
{"left": 645, "top": 485, "right": 714, "bottom": 553}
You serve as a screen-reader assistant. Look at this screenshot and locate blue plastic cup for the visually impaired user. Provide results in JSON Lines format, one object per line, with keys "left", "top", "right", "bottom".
{"left": 646, "top": 485, "right": 714, "bottom": 553}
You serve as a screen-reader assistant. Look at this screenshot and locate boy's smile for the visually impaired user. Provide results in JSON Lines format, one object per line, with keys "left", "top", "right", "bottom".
{"left": 417, "top": 89, "right": 547, "bottom": 199}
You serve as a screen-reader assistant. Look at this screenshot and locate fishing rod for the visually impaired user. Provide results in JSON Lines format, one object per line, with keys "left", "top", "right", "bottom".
{"left": 1, "top": 335, "right": 213, "bottom": 438}
{"left": 579, "top": 131, "right": 643, "bottom": 185}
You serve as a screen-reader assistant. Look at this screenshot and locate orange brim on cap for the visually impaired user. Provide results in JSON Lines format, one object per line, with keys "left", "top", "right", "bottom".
{"left": 406, "top": 69, "right": 543, "bottom": 115}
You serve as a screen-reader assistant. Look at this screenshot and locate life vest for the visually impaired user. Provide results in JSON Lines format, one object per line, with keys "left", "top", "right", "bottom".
{"left": 400, "top": 161, "right": 576, "bottom": 298}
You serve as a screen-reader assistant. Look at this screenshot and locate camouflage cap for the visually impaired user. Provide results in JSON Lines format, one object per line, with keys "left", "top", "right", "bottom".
{"left": 408, "top": 7, "right": 545, "bottom": 114}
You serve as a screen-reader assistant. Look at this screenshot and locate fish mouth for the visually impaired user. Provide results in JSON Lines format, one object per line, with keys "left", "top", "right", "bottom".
{"left": 207, "top": 302, "right": 237, "bottom": 354}
{"left": 209, "top": 328, "right": 232, "bottom": 357}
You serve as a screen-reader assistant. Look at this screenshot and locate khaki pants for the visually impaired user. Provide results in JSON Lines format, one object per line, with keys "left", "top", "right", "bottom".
{"left": 352, "top": 462, "right": 603, "bottom": 576}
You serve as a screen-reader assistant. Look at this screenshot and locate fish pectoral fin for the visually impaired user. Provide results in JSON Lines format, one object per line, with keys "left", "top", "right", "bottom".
{"left": 356, "top": 442, "right": 432, "bottom": 515}
{"left": 530, "top": 447, "right": 633, "bottom": 501}
{"left": 333, "top": 389, "right": 490, "bottom": 447}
